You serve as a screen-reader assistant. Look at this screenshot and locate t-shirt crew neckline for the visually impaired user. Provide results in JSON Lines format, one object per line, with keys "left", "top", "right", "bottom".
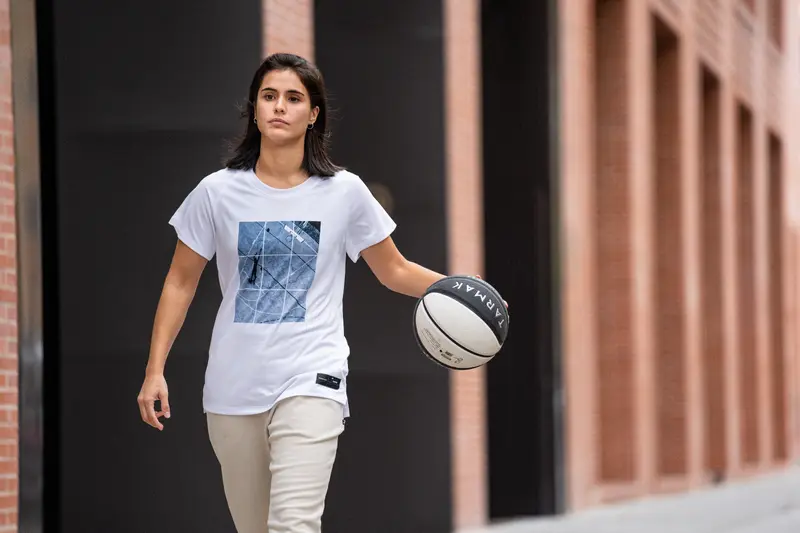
{"left": 247, "top": 168, "right": 322, "bottom": 197}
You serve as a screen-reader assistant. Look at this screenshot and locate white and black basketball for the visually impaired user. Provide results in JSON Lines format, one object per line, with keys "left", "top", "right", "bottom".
{"left": 413, "top": 275, "right": 509, "bottom": 370}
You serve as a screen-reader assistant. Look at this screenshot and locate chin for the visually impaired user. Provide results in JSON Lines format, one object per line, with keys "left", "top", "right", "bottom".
{"left": 264, "top": 131, "right": 304, "bottom": 146}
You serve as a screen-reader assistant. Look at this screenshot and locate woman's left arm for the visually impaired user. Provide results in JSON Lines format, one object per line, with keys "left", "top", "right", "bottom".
{"left": 361, "top": 236, "right": 445, "bottom": 298}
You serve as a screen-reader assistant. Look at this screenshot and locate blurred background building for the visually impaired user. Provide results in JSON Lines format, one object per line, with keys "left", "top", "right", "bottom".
{"left": 1, "top": 0, "right": 799, "bottom": 532}
{"left": 560, "top": 0, "right": 800, "bottom": 513}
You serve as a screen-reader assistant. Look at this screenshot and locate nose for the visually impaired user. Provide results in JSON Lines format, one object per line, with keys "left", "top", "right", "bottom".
{"left": 274, "top": 96, "right": 286, "bottom": 114}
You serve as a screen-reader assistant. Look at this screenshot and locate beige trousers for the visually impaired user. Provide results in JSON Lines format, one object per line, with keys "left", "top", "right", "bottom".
{"left": 207, "top": 396, "right": 345, "bottom": 533}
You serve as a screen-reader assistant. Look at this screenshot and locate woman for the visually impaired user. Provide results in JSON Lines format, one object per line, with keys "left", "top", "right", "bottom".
{"left": 137, "top": 53, "right": 478, "bottom": 533}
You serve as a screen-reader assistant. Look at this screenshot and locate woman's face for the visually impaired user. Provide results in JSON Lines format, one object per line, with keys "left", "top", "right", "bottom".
{"left": 254, "top": 69, "right": 319, "bottom": 144}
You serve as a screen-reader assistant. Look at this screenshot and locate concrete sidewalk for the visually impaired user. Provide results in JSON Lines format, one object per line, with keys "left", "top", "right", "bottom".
{"left": 462, "top": 464, "right": 800, "bottom": 533}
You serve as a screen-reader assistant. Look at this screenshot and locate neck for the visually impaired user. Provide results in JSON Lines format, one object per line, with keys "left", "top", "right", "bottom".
{"left": 256, "top": 135, "right": 307, "bottom": 184}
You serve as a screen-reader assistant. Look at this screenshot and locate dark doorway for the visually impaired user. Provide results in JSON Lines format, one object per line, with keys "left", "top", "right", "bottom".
{"left": 481, "top": 0, "right": 563, "bottom": 521}
{"left": 314, "top": 1, "right": 453, "bottom": 532}
{"left": 37, "top": 0, "right": 262, "bottom": 531}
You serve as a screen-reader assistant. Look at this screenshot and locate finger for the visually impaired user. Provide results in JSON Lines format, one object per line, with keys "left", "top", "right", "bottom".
{"left": 137, "top": 396, "right": 149, "bottom": 424}
{"left": 144, "top": 398, "right": 157, "bottom": 428}
{"left": 138, "top": 395, "right": 153, "bottom": 425}
{"left": 160, "top": 391, "right": 171, "bottom": 419}
{"left": 146, "top": 399, "right": 164, "bottom": 431}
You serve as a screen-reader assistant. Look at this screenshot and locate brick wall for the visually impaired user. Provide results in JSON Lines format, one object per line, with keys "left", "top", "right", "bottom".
{"left": 560, "top": 0, "right": 800, "bottom": 511}
{"left": 593, "top": 0, "right": 637, "bottom": 485}
{"left": 0, "top": 0, "right": 17, "bottom": 531}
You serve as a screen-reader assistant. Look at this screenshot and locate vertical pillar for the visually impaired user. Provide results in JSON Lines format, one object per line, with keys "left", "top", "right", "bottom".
{"left": 772, "top": 0, "right": 795, "bottom": 464}
{"left": 559, "top": 0, "right": 598, "bottom": 510}
{"left": 781, "top": 0, "right": 800, "bottom": 463}
{"left": 629, "top": 0, "right": 657, "bottom": 490}
{"left": 679, "top": 7, "right": 705, "bottom": 485}
{"left": 444, "top": 0, "right": 487, "bottom": 527}
{"left": 788, "top": 0, "right": 800, "bottom": 462}
{"left": 752, "top": 0, "right": 774, "bottom": 468}
{"left": 0, "top": 0, "right": 18, "bottom": 530}
{"left": 719, "top": 0, "right": 743, "bottom": 474}
{"left": 262, "top": 0, "right": 314, "bottom": 59}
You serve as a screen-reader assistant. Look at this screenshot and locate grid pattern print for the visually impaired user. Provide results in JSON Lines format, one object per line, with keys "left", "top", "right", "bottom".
{"left": 236, "top": 220, "right": 321, "bottom": 324}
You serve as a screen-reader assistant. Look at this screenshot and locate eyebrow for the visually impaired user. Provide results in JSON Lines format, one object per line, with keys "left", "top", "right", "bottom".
{"left": 261, "top": 87, "right": 306, "bottom": 97}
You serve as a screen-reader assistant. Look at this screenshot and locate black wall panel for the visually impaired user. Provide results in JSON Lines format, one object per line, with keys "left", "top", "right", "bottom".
{"left": 315, "top": 1, "right": 453, "bottom": 532}
{"left": 44, "top": 1, "right": 262, "bottom": 531}
{"left": 482, "top": 0, "right": 564, "bottom": 520}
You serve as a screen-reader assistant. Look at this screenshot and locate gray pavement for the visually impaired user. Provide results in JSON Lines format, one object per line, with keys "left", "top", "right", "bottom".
{"left": 461, "top": 463, "right": 800, "bottom": 533}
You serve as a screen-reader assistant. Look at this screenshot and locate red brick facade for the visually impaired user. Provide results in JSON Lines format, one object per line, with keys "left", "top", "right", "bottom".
{"left": 0, "top": 0, "right": 17, "bottom": 530}
{"left": 560, "top": 0, "right": 800, "bottom": 511}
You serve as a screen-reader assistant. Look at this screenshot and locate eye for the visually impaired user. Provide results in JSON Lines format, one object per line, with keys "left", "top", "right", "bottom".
{"left": 263, "top": 93, "right": 275, "bottom": 101}
{"left": 289, "top": 96, "right": 301, "bottom": 103}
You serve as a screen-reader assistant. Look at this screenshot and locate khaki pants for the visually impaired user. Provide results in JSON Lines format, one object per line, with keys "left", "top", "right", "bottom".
{"left": 207, "top": 396, "right": 345, "bottom": 533}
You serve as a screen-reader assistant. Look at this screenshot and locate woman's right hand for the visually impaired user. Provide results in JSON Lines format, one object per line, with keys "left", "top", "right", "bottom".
{"left": 137, "top": 240, "right": 206, "bottom": 432}
{"left": 137, "top": 373, "right": 171, "bottom": 431}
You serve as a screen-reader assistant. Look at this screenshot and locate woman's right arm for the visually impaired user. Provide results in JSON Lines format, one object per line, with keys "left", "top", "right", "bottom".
{"left": 137, "top": 239, "right": 208, "bottom": 431}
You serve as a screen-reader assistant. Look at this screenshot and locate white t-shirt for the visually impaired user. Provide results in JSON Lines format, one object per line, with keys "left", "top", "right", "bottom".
{"left": 168, "top": 167, "right": 396, "bottom": 418}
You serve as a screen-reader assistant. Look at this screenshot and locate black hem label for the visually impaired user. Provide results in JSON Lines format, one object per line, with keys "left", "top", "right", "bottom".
{"left": 316, "top": 373, "right": 341, "bottom": 390}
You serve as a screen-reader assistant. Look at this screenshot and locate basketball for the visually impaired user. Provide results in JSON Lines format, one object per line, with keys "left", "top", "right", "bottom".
{"left": 413, "top": 275, "right": 510, "bottom": 370}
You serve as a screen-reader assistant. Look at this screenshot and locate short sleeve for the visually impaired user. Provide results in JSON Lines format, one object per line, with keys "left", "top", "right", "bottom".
{"left": 168, "top": 179, "right": 216, "bottom": 260}
{"left": 345, "top": 177, "right": 397, "bottom": 262}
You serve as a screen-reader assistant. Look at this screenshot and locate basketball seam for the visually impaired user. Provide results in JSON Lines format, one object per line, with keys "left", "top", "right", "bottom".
{"left": 413, "top": 300, "right": 458, "bottom": 369}
{"left": 413, "top": 320, "right": 483, "bottom": 371}
{"left": 421, "top": 297, "right": 493, "bottom": 359}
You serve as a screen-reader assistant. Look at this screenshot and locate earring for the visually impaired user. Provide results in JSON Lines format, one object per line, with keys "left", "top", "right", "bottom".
{"left": 253, "top": 117, "right": 257, "bottom": 124}
{"left": 308, "top": 123, "right": 314, "bottom": 130}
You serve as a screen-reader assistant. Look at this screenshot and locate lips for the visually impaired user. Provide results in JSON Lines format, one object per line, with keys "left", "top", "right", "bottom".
{"left": 269, "top": 119, "right": 289, "bottom": 125}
